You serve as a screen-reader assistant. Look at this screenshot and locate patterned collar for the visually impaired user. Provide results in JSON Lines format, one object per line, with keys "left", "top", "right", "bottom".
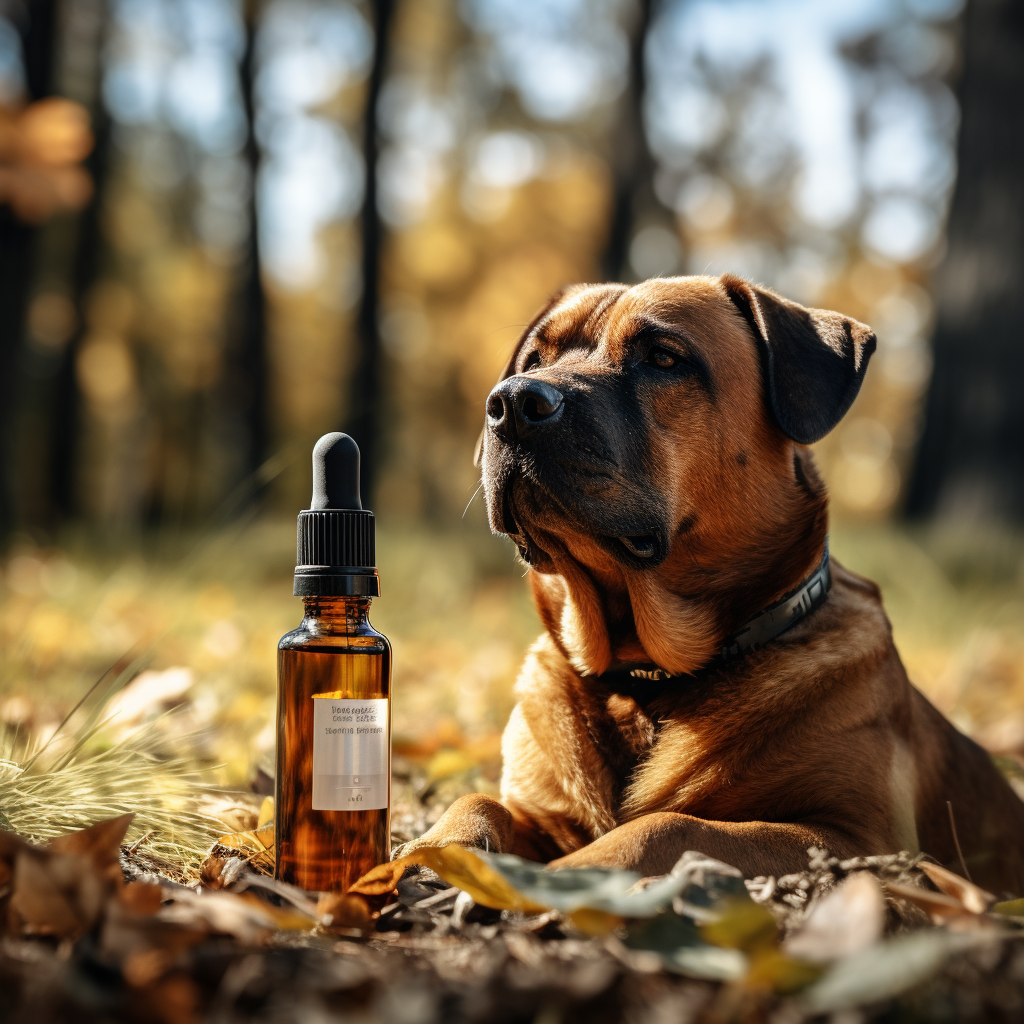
{"left": 595, "top": 542, "right": 831, "bottom": 687}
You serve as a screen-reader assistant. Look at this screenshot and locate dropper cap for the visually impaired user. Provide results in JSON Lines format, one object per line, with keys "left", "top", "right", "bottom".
{"left": 293, "top": 432, "right": 379, "bottom": 597}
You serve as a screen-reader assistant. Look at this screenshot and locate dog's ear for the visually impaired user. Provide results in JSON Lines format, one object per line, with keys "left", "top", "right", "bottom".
{"left": 473, "top": 287, "right": 572, "bottom": 467}
{"left": 721, "top": 275, "right": 876, "bottom": 445}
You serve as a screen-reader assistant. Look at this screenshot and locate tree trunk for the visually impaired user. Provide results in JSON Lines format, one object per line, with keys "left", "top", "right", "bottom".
{"left": 48, "top": 0, "right": 111, "bottom": 524}
{"left": 601, "top": 0, "right": 657, "bottom": 283}
{"left": 0, "top": 0, "right": 58, "bottom": 538}
{"left": 229, "top": 0, "right": 268, "bottom": 487}
{"left": 345, "top": 0, "right": 393, "bottom": 504}
{"left": 906, "top": 0, "right": 1024, "bottom": 524}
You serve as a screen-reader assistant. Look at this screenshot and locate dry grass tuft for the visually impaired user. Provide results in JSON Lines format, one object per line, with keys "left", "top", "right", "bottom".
{"left": 0, "top": 714, "right": 223, "bottom": 878}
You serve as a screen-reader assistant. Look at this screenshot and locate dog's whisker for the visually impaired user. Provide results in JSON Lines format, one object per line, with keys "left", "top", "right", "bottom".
{"left": 462, "top": 482, "right": 484, "bottom": 520}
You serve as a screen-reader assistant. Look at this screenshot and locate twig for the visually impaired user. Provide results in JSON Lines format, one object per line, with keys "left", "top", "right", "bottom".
{"left": 947, "top": 800, "right": 972, "bottom": 882}
{"left": 128, "top": 829, "right": 156, "bottom": 854}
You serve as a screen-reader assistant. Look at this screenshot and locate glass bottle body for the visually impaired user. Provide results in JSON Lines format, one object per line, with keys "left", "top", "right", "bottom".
{"left": 275, "top": 597, "right": 391, "bottom": 893}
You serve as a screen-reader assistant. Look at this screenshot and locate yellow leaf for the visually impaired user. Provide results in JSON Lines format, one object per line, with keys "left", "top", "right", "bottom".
{"left": 257, "top": 797, "right": 274, "bottom": 829}
{"left": 426, "top": 748, "right": 477, "bottom": 783}
{"left": 745, "top": 948, "right": 822, "bottom": 993}
{"left": 350, "top": 844, "right": 547, "bottom": 913}
{"left": 567, "top": 907, "right": 623, "bottom": 936}
{"left": 993, "top": 897, "right": 1024, "bottom": 917}
{"left": 701, "top": 899, "right": 777, "bottom": 952}
{"left": 215, "top": 824, "right": 274, "bottom": 873}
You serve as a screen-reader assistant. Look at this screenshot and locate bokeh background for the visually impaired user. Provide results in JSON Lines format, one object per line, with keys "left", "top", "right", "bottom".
{"left": 1, "top": 0, "right": 1023, "bottom": 806}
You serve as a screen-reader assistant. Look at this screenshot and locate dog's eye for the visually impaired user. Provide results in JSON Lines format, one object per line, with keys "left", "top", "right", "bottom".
{"left": 522, "top": 350, "right": 541, "bottom": 372}
{"left": 646, "top": 347, "right": 679, "bottom": 370}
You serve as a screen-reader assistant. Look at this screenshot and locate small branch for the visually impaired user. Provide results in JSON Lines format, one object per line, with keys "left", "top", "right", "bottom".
{"left": 946, "top": 800, "right": 972, "bottom": 882}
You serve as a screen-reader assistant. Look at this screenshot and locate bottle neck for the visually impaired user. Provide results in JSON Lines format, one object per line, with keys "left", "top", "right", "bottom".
{"left": 300, "top": 597, "right": 372, "bottom": 635}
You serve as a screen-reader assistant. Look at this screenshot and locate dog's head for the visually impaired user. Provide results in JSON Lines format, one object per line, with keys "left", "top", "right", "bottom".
{"left": 479, "top": 275, "right": 875, "bottom": 677}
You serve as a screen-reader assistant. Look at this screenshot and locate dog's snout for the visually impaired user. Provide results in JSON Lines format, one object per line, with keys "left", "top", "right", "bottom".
{"left": 486, "top": 378, "right": 564, "bottom": 442}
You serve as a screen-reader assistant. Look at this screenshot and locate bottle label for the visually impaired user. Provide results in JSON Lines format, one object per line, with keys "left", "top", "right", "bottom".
{"left": 311, "top": 697, "right": 389, "bottom": 811}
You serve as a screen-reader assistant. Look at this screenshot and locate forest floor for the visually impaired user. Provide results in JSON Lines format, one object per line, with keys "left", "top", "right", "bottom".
{"left": 2, "top": 518, "right": 1024, "bottom": 1022}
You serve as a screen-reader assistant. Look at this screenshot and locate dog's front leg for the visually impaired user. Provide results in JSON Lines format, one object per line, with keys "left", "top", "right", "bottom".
{"left": 547, "top": 813, "right": 858, "bottom": 878}
{"left": 393, "top": 794, "right": 551, "bottom": 860}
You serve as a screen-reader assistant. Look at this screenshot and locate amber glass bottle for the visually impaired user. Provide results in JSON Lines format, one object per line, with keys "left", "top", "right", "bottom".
{"left": 275, "top": 433, "right": 392, "bottom": 893}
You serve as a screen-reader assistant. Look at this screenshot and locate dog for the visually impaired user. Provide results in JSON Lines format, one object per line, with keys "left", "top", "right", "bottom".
{"left": 400, "top": 274, "right": 1024, "bottom": 897}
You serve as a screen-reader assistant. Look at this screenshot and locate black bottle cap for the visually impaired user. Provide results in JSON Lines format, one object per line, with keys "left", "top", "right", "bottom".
{"left": 294, "top": 432, "right": 379, "bottom": 598}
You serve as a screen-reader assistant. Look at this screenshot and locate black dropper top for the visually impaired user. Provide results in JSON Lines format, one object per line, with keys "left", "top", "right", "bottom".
{"left": 294, "top": 432, "right": 379, "bottom": 597}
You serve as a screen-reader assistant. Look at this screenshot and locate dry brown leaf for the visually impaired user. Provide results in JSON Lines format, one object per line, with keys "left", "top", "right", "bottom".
{"left": 212, "top": 824, "right": 274, "bottom": 875}
{"left": 8, "top": 851, "right": 87, "bottom": 936}
{"left": 48, "top": 813, "right": 133, "bottom": 885}
{"left": 884, "top": 880, "right": 976, "bottom": 924}
{"left": 919, "top": 862, "right": 996, "bottom": 915}
{"left": 199, "top": 850, "right": 248, "bottom": 890}
{"left": 199, "top": 795, "right": 259, "bottom": 835}
{"left": 317, "top": 891, "right": 376, "bottom": 932}
{"left": 100, "top": 898, "right": 207, "bottom": 964}
{"left": 156, "top": 888, "right": 284, "bottom": 943}
{"left": 118, "top": 880, "right": 165, "bottom": 915}
{"left": 784, "top": 872, "right": 886, "bottom": 963}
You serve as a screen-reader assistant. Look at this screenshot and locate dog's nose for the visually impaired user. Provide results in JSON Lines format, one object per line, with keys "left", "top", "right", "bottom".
{"left": 486, "top": 378, "right": 565, "bottom": 441}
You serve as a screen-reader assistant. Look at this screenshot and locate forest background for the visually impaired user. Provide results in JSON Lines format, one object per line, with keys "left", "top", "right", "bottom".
{"left": 1, "top": 0, "right": 1023, "bottom": 811}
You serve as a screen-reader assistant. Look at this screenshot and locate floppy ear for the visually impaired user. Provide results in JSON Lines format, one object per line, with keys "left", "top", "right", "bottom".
{"left": 721, "top": 274, "right": 876, "bottom": 445}
{"left": 473, "top": 287, "right": 572, "bottom": 467}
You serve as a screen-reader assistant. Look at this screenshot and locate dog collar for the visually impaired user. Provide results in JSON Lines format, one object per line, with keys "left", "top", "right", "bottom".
{"left": 599, "top": 542, "right": 831, "bottom": 685}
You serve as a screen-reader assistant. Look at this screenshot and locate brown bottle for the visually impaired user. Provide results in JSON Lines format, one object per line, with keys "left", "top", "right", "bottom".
{"left": 275, "top": 433, "right": 391, "bottom": 893}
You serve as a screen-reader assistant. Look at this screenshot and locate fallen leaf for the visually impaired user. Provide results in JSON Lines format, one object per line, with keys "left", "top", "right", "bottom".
{"left": 9, "top": 851, "right": 88, "bottom": 936}
{"left": 784, "top": 872, "right": 886, "bottom": 962}
{"left": 885, "top": 880, "right": 977, "bottom": 924}
{"left": 118, "top": 880, "right": 165, "bottom": 915}
{"left": 105, "top": 667, "right": 193, "bottom": 727}
{"left": 317, "top": 891, "right": 376, "bottom": 932}
{"left": 425, "top": 748, "right": 478, "bottom": 783}
{"left": 48, "top": 812, "right": 133, "bottom": 884}
{"left": 350, "top": 845, "right": 547, "bottom": 914}
{"left": 745, "top": 948, "right": 822, "bottom": 993}
{"left": 210, "top": 824, "right": 274, "bottom": 875}
{"left": 701, "top": 899, "right": 777, "bottom": 952}
{"left": 257, "top": 796, "right": 274, "bottom": 829}
{"left": 626, "top": 911, "right": 746, "bottom": 981}
{"left": 157, "top": 888, "right": 301, "bottom": 943}
{"left": 993, "top": 897, "right": 1024, "bottom": 917}
{"left": 200, "top": 851, "right": 249, "bottom": 890}
{"left": 802, "top": 930, "right": 980, "bottom": 1013}
{"left": 919, "top": 862, "right": 995, "bottom": 914}
{"left": 200, "top": 796, "right": 259, "bottom": 834}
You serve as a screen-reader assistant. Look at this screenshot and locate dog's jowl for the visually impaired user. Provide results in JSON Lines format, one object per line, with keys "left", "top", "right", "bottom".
{"left": 403, "top": 274, "right": 1024, "bottom": 896}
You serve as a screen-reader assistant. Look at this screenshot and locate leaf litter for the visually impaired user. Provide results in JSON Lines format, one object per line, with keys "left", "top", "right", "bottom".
{"left": 1, "top": 794, "right": 1024, "bottom": 1024}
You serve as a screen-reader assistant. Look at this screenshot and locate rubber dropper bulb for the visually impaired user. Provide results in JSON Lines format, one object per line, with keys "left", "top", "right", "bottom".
{"left": 310, "top": 432, "right": 362, "bottom": 511}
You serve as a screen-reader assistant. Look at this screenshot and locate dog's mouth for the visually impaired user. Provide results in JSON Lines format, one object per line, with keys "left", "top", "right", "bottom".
{"left": 616, "top": 534, "right": 660, "bottom": 560}
{"left": 500, "top": 479, "right": 547, "bottom": 568}
{"left": 498, "top": 474, "right": 666, "bottom": 572}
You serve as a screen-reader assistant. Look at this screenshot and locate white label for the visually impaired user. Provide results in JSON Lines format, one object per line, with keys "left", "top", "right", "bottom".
{"left": 312, "top": 698, "right": 389, "bottom": 811}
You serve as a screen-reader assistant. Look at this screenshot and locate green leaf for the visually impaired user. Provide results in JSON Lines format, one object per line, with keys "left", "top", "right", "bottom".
{"left": 626, "top": 912, "right": 746, "bottom": 981}
{"left": 802, "top": 930, "right": 977, "bottom": 1013}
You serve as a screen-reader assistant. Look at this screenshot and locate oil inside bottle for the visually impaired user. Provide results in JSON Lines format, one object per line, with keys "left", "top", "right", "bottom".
{"left": 276, "top": 597, "right": 391, "bottom": 893}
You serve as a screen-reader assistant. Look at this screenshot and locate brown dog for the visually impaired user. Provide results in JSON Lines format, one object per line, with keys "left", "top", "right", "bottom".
{"left": 401, "top": 274, "right": 1024, "bottom": 897}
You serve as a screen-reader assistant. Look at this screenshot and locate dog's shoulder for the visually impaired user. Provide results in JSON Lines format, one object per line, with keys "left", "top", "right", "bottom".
{"left": 776, "top": 555, "right": 893, "bottom": 671}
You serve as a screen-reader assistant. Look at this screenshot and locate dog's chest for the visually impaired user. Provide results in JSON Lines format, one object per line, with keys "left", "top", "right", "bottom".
{"left": 598, "top": 693, "right": 660, "bottom": 778}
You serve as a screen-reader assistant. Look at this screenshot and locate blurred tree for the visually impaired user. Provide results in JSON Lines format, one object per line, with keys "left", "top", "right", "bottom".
{"left": 225, "top": 0, "right": 269, "bottom": 489}
{"left": 907, "top": 0, "right": 1024, "bottom": 524}
{"left": 49, "top": 0, "right": 110, "bottom": 524}
{"left": 346, "top": 0, "right": 394, "bottom": 503}
{"left": 0, "top": 0, "right": 58, "bottom": 538}
{"left": 601, "top": 0, "right": 659, "bottom": 282}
